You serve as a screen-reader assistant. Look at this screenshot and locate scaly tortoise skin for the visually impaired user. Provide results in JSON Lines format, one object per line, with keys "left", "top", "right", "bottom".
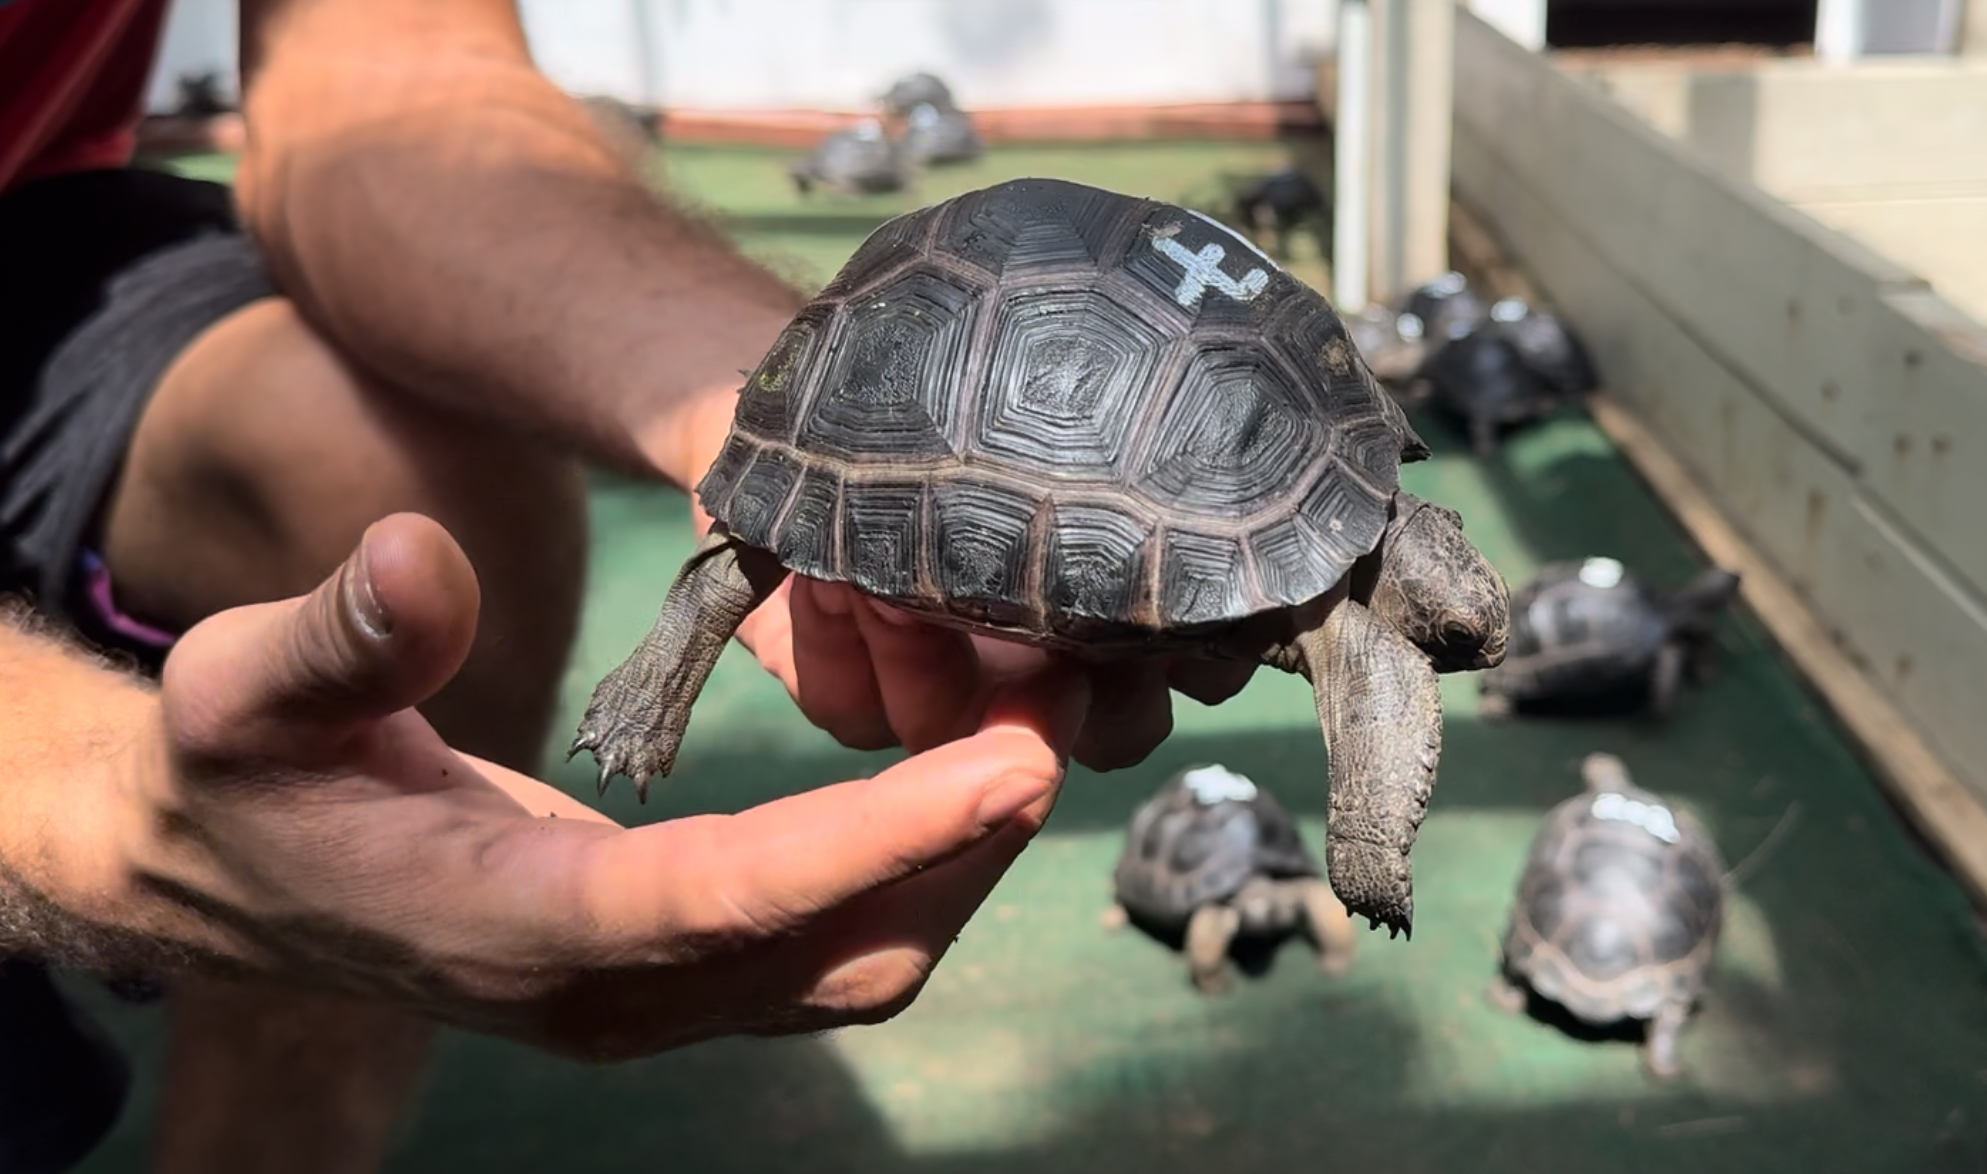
{"left": 1113, "top": 764, "right": 1355, "bottom": 992}
{"left": 1493, "top": 753, "right": 1725, "bottom": 1078}
{"left": 572, "top": 177, "right": 1511, "bottom": 936}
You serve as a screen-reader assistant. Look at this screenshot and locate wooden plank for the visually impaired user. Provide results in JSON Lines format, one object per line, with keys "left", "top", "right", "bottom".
{"left": 1448, "top": 193, "right": 1987, "bottom": 913}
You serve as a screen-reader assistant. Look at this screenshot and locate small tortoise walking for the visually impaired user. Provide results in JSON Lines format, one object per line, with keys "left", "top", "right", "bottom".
{"left": 1113, "top": 764, "right": 1356, "bottom": 992}
{"left": 1494, "top": 753, "right": 1725, "bottom": 1078}
{"left": 573, "top": 177, "right": 1510, "bottom": 936}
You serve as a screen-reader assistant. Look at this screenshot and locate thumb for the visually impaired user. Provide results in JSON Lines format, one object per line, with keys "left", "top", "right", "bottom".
{"left": 161, "top": 513, "right": 482, "bottom": 764}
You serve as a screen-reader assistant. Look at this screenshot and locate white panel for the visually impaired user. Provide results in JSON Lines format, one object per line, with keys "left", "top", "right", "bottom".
{"left": 144, "top": 0, "right": 238, "bottom": 113}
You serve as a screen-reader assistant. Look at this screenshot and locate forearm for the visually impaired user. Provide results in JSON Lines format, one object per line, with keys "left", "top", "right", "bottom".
{"left": 0, "top": 607, "right": 189, "bottom": 976}
{"left": 236, "top": 0, "right": 800, "bottom": 485}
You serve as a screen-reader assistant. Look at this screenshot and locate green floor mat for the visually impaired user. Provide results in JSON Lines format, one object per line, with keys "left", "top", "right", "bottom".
{"left": 75, "top": 140, "right": 1987, "bottom": 1173}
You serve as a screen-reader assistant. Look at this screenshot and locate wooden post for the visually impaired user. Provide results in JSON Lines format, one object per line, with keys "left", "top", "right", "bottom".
{"left": 1366, "top": 0, "right": 1454, "bottom": 302}
{"left": 1333, "top": 0, "right": 1374, "bottom": 310}
{"left": 1816, "top": 0, "right": 1866, "bottom": 62}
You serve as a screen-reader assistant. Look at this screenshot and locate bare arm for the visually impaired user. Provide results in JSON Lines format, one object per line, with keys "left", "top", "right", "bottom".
{"left": 233, "top": 0, "right": 799, "bottom": 485}
{"left": 0, "top": 606, "right": 183, "bottom": 975}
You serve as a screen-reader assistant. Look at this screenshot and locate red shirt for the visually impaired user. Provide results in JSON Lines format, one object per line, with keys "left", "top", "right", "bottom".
{"left": 0, "top": 0, "right": 170, "bottom": 194}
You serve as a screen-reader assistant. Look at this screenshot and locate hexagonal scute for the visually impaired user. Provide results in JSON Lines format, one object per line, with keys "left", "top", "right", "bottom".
{"left": 1298, "top": 465, "right": 1389, "bottom": 566}
{"left": 770, "top": 464, "right": 843, "bottom": 580}
{"left": 1118, "top": 206, "right": 1294, "bottom": 331}
{"left": 1341, "top": 416, "right": 1408, "bottom": 489}
{"left": 818, "top": 205, "right": 938, "bottom": 301}
{"left": 733, "top": 303, "right": 833, "bottom": 443}
{"left": 1159, "top": 529, "right": 1249, "bottom": 625}
{"left": 932, "top": 481, "right": 1036, "bottom": 603}
{"left": 1043, "top": 503, "right": 1150, "bottom": 623}
{"left": 1266, "top": 295, "right": 1380, "bottom": 416}
{"left": 972, "top": 286, "right": 1172, "bottom": 475}
{"left": 1247, "top": 516, "right": 1341, "bottom": 607}
{"left": 694, "top": 433, "right": 757, "bottom": 520}
{"left": 721, "top": 447, "right": 802, "bottom": 548}
{"left": 840, "top": 480, "right": 925, "bottom": 599}
{"left": 1137, "top": 348, "right": 1323, "bottom": 516}
{"left": 932, "top": 178, "right": 1134, "bottom": 282}
{"left": 798, "top": 267, "right": 981, "bottom": 462}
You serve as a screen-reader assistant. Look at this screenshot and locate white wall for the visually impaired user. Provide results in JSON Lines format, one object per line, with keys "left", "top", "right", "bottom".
{"left": 146, "top": 0, "right": 1335, "bottom": 113}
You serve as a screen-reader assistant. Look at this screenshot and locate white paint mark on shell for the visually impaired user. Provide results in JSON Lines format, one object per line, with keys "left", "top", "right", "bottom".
{"left": 1591, "top": 791, "right": 1681, "bottom": 844}
{"left": 1152, "top": 228, "right": 1270, "bottom": 310}
{"left": 1578, "top": 556, "right": 1626, "bottom": 589}
{"left": 1182, "top": 764, "right": 1259, "bottom": 806}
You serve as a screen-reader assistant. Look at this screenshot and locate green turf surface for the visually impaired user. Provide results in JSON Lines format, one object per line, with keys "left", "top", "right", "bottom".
{"left": 78, "top": 140, "right": 1987, "bottom": 1172}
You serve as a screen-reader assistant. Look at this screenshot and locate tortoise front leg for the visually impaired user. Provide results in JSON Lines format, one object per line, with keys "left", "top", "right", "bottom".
{"left": 1643, "top": 1000, "right": 1690, "bottom": 1079}
{"left": 1185, "top": 904, "right": 1241, "bottom": 995}
{"left": 571, "top": 525, "right": 789, "bottom": 799}
{"left": 1269, "top": 600, "right": 1442, "bottom": 938}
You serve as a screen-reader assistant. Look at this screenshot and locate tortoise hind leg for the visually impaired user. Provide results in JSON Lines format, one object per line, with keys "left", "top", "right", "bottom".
{"left": 571, "top": 525, "right": 789, "bottom": 799}
{"left": 1292, "top": 878, "right": 1357, "bottom": 975}
{"left": 1643, "top": 1000, "right": 1689, "bottom": 1079}
{"left": 1185, "top": 904, "right": 1241, "bottom": 995}
{"left": 1649, "top": 641, "right": 1685, "bottom": 718}
{"left": 1270, "top": 600, "right": 1442, "bottom": 939}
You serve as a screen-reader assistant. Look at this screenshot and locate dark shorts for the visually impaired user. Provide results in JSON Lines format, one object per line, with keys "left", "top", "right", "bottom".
{"left": 0, "top": 166, "right": 276, "bottom": 1173}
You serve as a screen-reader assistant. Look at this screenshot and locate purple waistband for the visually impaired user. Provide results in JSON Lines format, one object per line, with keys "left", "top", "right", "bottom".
{"left": 78, "top": 550, "right": 179, "bottom": 650}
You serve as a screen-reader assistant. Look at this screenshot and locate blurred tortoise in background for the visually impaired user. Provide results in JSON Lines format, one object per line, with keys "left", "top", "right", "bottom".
{"left": 572, "top": 177, "right": 1511, "bottom": 936}
{"left": 1231, "top": 168, "right": 1327, "bottom": 260}
{"left": 901, "top": 102, "right": 984, "bottom": 167}
{"left": 788, "top": 119, "right": 907, "bottom": 196}
{"left": 1417, "top": 296, "right": 1598, "bottom": 454}
{"left": 1112, "top": 764, "right": 1355, "bottom": 992}
{"left": 881, "top": 71, "right": 959, "bottom": 117}
{"left": 1479, "top": 558, "right": 1740, "bottom": 719}
{"left": 1493, "top": 752, "right": 1725, "bottom": 1078}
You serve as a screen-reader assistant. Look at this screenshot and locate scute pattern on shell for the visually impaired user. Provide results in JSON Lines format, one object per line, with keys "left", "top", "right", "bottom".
{"left": 1113, "top": 770, "right": 1320, "bottom": 927}
{"left": 697, "top": 177, "right": 1416, "bottom": 638}
{"left": 1502, "top": 782, "right": 1724, "bottom": 1025}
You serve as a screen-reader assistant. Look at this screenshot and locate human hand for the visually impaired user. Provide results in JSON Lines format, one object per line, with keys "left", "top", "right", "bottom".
{"left": 100, "top": 513, "right": 1085, "bottom": 1059}
{"left": 667, "top": 389, "right": 1258, "bottom": 772}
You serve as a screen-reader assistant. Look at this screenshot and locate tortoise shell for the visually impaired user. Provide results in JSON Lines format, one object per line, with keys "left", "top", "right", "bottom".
{"left": 1113, "top": 765, "right": 1320, "bottom": 928}
{"left": 1502, "top": 774, "right": 1724, "bottom": 1024}
{"left": 1492, "top": 558, "right": 1671, "bottom": 697}
{"left": 696, "top": 177, "right": 1425, "bottom": 648}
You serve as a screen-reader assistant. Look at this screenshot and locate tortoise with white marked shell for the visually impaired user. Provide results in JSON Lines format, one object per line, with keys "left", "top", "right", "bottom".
{"left": 788, "top": 120, "right": 907, "bottom": 196}
{"left": 572, "top": 177, "right": 1511, "bottom": 936}
{"left": 1113, "top": 764, "right": 1355, "bottom": 992}
{"left": 1479, "top": 558, "right": 1740, "bottom": 718}
{"left": 1493, "top": 753, "right": 1725, "bottom": 1078}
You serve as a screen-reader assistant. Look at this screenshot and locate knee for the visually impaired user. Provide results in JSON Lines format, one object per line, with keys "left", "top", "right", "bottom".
{"left": 107, "top": 298, "right": 589, "bottom": 764}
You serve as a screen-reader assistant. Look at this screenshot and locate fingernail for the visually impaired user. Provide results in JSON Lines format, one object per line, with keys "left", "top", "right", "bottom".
{"left": 342, "top": 534, "right": 392, "bottom": 639}
{"left": 976, "top": 770, "right": 1052, "bottom": 829}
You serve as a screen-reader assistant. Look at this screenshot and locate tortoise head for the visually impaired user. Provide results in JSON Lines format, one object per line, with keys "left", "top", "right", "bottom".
{"left": 1580, "top": 752, "right": 1633, "bottom": 794}
{"left": 1365, "top": 492, "right": 1510, "bottom": 673}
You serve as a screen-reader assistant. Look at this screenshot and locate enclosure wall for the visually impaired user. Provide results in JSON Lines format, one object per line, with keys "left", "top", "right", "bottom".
{"left": 1448, "top": 10, "right": 1987, "bottom": 804}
